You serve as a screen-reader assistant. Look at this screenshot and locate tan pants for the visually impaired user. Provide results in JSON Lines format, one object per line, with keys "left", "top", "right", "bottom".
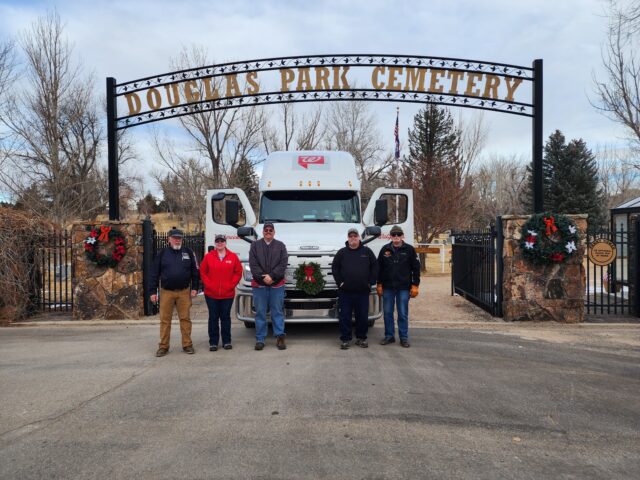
{"left": 158, "top": 288, "right": 193, "bottom": 349}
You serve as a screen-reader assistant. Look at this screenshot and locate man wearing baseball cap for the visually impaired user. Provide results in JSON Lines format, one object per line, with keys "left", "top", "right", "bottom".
{"left": 332, "top": 227, "right": 378, "bottom": 349}
{"left": 248, "top": 222, "right": 289, "bottom": 350}
{"left": 376, "top": 225, "right": 420, "bottom": 347}
{"left": 149, "top": 227, "right": 199, "bottom": 357}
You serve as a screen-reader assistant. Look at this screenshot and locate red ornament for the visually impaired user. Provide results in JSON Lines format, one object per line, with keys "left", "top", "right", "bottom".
{"left": 526, "top": 235, "right": 537, "bottom": 244}
{"left": 550, "top": 252, "right": 565, "bottom": 262}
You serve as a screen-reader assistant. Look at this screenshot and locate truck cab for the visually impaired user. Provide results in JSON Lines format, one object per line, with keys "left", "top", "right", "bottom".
{"left": 205, "top": 151, "right": 413, "bottom": 327}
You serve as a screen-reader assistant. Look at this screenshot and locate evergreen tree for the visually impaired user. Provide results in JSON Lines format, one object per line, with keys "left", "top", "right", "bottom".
{"left": 523, "top": 130, "right": 605, "bottom": 227}
{"left": 228, "top": 156, "right": 259, "bottom": 209}
{"left": 401, "top": 104, "right": 472, "bottom": 242}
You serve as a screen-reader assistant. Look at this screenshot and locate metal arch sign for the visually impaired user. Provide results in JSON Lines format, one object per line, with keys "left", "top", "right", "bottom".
{"left": 110, "top": 54, "right": 536, "bottom": 130}
{"left": 106, "top": 54, "right": 543, "bottom": 219}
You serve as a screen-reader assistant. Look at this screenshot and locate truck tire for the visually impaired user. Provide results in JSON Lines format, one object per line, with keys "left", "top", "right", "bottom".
{"left": 244, "top": 322, "right": 255, "bottom": 329}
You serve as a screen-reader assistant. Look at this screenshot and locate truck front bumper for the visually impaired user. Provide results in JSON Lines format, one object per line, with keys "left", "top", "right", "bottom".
{"left": 235, "top": 285, "right": 382, "bottom": 324}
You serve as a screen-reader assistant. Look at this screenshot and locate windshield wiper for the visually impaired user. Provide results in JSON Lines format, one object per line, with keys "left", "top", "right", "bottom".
{"left": 261, "top": 218, "right": 291, "bottom": 223}
{"left": 303, "top": 218, "right": 336, "bottom": 222}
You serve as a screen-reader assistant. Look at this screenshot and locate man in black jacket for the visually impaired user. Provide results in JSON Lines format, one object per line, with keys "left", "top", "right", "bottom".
{"left": 376, "top": 225, "right": 420, "bottom": 347}
{"left": 332, "top": 228, "right": 378, "bottom": 349}
{"left": 149, "top": 228, "right": 200, "bottom": 357}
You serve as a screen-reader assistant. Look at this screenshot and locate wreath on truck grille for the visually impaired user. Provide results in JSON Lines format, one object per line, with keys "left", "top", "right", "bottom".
{"left": 294, "top": 262, "right": 326, "bottom": 295}
{"left": 83, "top": 225, "right": 127, "bottom": 268}
{"left": 520, "top": 213, "right": 579, "bottom": 265}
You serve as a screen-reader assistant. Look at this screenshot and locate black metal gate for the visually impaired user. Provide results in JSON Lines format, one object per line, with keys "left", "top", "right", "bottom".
{"left": 585, "top": 222, "right": 635, "bottom": 317}
{"left": 451, "top": 217, "right": 503, "bottom": 317}
{"left": 36, "top": 230, "right": 74, "bottom": 313}
{"left": 142, "top": 219, "right": 205, "bottom": 315}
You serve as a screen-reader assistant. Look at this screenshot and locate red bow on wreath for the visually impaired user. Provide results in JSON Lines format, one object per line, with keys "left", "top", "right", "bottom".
{"left": 543, "top": 217, "right": 558, "bottom": 236}
{"left": 98, "top": 225, "right": 112, "bottom": 242}
{"left": 303, "top": 265, "right": 316, "bottom": 283}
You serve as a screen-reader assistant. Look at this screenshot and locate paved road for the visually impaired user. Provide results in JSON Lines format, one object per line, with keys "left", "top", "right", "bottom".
{"left": 1, "top": 322, "right": 639, "bottom": 479}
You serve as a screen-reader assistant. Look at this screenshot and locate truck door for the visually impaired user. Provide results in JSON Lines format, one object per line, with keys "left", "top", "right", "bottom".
{"left": 362, "top": 188, "right": 414, "bottom": 255}
{"left": 205, "top": 189, "right": 256, "bottom": 259}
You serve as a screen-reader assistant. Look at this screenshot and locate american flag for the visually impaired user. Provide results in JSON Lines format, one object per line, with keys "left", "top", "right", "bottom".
{"left": 394, "top": 109, "right": 400, "bottom": 160}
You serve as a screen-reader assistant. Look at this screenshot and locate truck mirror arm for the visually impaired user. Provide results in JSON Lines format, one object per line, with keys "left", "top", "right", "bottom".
{"left": 361, "top": 225, "right": 382, "bottom": 245}
{"left": 237, "top": 226, "right": 257, "bottom": 243}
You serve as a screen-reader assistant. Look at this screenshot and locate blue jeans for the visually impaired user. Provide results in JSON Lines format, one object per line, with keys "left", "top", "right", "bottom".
{"left": 252, "top": 286, "right": 285, "bottom": 342}
{"left": 205, "top": 296, "right": 234, "bottom": 346}
{"left": 338, "top": 291, "right": 369, "bottom": 342}
{"left": 382, "top": 289, "right": 410, "bottom": 340}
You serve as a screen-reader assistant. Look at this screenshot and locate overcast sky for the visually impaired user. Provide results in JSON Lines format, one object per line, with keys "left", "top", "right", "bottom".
{"left": 0, "top": 0, "right": 632, "bottom": 195}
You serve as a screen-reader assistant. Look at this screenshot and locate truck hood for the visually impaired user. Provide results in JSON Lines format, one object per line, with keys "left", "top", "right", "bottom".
{"left": 267, "top": 223, "right": 361, "bottom": 253}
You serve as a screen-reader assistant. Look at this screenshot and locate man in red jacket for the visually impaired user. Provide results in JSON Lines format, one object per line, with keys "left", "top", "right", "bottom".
{"left": 200, "top": 234, "right": 243, "bottom": 351}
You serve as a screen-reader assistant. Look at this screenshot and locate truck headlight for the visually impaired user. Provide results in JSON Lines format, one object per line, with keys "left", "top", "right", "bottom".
{"left": 243, "top": 263, "right": 253, "bottom": 281}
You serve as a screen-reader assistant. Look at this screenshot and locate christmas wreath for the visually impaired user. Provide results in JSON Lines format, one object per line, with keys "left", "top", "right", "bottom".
{"left": 294, "top": 262, "right": 325, "bottom": 295}
{"left": 520, "top": 213, "right": 579, "bottom": 265}
{"left": 83, "top": 225, "right": 127, "bottom": 268}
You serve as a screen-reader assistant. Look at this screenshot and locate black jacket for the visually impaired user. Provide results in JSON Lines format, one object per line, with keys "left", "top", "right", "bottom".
{"left": 150, "top": 247, "right": 199, "bottom": 291}
{"left": 249, "top": 238, "right": 288, "bottom": 286}
{"left": 332, "top": 242, "right": 378, "bottom": 293}
{"left": 377, "top": 242, "right": 420, "bottom": 290}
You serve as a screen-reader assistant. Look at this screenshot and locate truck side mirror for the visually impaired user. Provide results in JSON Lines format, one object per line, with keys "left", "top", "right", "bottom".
{"left": 237, "top": 226, "right": 257, "bottom": 244}
{"left": 361, "top": 226, "right": 381, "bottom": 245}
{"left": 225, "top": 199, "right": 239, "bottom": 227}
{"left": 374, "top": 199, "right": 388, "bottom": 226}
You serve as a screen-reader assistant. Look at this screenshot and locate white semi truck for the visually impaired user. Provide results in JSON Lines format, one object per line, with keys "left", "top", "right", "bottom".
{"left": 205, "top": 151, "right": 413, "bottom": 327}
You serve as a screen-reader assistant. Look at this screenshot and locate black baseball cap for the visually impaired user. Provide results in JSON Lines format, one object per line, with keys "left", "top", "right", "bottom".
{"left": 168, "top": 228, "right": 184, "bottom": 238}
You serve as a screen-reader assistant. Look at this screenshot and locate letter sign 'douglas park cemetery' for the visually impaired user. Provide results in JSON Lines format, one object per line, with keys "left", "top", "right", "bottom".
{"left": 106, "top": 54, "right": 543, "bottom": 220}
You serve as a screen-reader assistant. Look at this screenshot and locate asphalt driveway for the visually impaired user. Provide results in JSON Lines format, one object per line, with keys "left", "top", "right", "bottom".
{"left": 1, "top": 321, "right": 639, "bottom": 479}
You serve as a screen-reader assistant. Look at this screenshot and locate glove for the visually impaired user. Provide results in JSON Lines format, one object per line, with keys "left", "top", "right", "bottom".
{"left": 410, "top": 285, "right": 419, "bottom": 298}
{"left": 376, "top": 283, "right": 383, "bottom": 296}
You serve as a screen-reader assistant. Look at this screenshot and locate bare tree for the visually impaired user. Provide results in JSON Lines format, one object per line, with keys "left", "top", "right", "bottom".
{"left": 262, "top": 103, "right": 325, "bottom": 154}
{"left": 324, "top": 102, "right": 393, "bottom": 202}
{"left": 160, "top": 45, "right": 266, "bottom": 188}
{"left": 596, "top": 144, "right": 640, "bottom": 209}
{"left": 470, "top": 154, "right": 528, "bottom": 227}
{"left": 0, "top": 12, "right": 115, "bottom": 225}
{"left": 593, "top": 0, "right": 640, "bottom": 156}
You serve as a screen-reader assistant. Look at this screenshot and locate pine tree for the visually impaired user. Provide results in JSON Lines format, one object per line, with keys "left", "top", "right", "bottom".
{"left": 401, "top": 105, "right": 471, "bottom": 242}
{"left": 524, "top": 130, "right": 605, "bottom": 227}
{"left": 228, "top": 156, "right": 259, "bottom": 209}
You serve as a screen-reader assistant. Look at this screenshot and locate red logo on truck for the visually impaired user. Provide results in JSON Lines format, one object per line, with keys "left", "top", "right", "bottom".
{"left": 298, "top": 155, "right": 325, "bottom": 169}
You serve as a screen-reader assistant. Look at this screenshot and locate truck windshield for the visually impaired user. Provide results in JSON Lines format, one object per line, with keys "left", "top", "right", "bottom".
{"left": 260, "top": 191, "right": 360, "bottom": 223}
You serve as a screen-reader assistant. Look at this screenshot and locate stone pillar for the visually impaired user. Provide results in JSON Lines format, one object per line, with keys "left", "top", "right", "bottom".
{"left": 502, "top": 214, "right": 587, "bottom": 323}
{"left": 72, "top": 222, "right": 144, "bottom": 320}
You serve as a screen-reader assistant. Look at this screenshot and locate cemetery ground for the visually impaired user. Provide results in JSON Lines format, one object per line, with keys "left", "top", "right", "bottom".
{"left": 1, "top": 275, "right": 639, "bottom": 479}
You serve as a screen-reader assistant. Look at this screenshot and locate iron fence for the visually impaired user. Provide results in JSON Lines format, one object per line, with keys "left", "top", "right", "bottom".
{"left": 37, "top": 230, "right": 73, "bottom": 313}
{"left": 585, "top": 224, "right": 632, "bottom": 316}
{"left": 451, "top": 217, "right": 503, "bottom": 317}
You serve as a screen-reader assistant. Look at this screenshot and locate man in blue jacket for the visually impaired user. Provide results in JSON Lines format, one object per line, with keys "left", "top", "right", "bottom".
{"left": 149, "top": 228, "right": 199, "bottom": 357}
{"left": 332, "top": 228, "right": 378, "bottom": 349}
{"left": 376, "top": 225, "right": 420, "bottom": 347}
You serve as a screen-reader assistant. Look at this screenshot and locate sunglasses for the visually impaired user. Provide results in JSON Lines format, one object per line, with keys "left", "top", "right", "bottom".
{"left": 390, "top": 232, "right": 403, "bottom": 237}
{"left": 348, "top": 234, "right": 359, "bottom": 238}
{"left": 215, "top": 238, "right": 226, "bottom": 243}
{"left": 263, "top": 228, "right": 274, "bottom": 233}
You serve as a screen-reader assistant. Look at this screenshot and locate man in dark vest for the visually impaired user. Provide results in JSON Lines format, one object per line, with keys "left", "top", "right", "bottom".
{"left": 150, "top": 228, "right": 199, "bottom": 357}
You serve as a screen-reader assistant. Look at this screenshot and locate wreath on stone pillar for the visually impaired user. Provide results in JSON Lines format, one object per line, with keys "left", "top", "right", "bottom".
{"left": 294, "top": 262, "right": 325, "bottom": 295}
{"left": 83, "top": 225, "right": 127, "bottom": 268}
{"left": 520, "top": 213, "right": 579, "bottom": 265}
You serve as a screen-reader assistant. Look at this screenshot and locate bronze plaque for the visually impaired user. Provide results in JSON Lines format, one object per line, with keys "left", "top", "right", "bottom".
{"left": 588, "top": 239, "right": 617, "bottom": 266}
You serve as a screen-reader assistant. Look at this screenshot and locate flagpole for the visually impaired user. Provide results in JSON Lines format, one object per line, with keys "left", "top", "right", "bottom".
{"left": 394, "top": 107, "right": 400, "bottom": 221}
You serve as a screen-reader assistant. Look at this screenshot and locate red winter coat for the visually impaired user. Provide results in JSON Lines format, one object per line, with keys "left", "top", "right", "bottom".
{"left": 200, "top": 249, "right": 243, "bottom": 299}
